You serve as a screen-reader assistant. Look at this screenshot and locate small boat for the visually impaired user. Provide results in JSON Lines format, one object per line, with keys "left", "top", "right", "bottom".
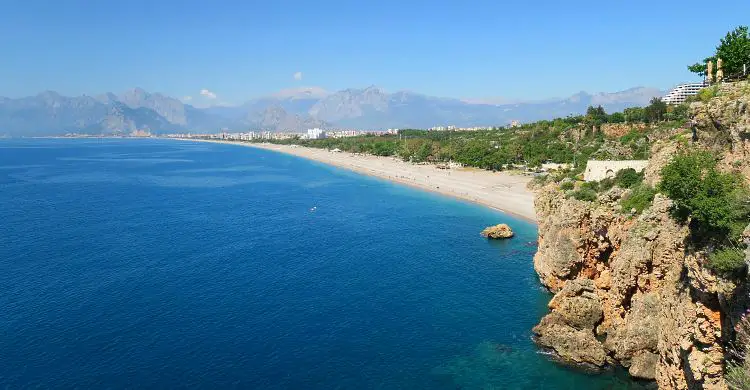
{"left": 310, "top": 207, "right": 317, "bottom": 212}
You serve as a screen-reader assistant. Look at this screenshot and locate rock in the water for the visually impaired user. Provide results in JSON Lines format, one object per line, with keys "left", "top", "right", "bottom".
{"left": 481, "top": 224, "right": 514, "bottom": 239}
{"left": 533, "top": 313, "right": 608, "bottom": 367}
{"left": 533, "top": 279, "right": 608, "bottom": 367}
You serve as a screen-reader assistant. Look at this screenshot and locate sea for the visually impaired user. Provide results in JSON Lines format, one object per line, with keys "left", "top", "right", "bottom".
{"left": 0, "top": 139, "right": 644, "bottom": 389}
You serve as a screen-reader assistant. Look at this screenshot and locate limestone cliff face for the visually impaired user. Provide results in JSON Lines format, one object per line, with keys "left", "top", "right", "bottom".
{"left": 691, "top": 82, "right": 750, "bottom": 182}
{"left": 532, "top": 81, "right": 750, "bottom": 389}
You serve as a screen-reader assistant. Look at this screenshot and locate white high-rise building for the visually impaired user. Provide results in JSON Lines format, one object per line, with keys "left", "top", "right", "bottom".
{"left": 661, "top": 83, "right": 706, "bottom": 104}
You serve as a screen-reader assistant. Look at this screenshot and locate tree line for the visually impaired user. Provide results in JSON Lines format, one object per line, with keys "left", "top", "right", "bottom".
{"left": 258, "top": 99, "right": 688, "bottom": 173}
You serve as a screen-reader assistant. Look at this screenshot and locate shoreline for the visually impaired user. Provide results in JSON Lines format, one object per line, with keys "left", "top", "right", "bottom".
{"left": 172, "top": 138, "right": 537, "bottom": 223}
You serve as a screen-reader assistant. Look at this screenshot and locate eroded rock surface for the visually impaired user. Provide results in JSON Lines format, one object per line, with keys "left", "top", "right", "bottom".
{"left": 532, "top": 83, "right": 750, "bottom": 389}
{"left": 531, "top": 182, "right": 740, "bottom": 389}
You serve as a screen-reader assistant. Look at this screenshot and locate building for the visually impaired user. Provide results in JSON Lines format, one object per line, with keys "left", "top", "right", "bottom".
{"left": 307, "top": 128, "right": 326, "bottom": 139}
{"left": 661, "top": 83, "right": 706, "bottom": 104}
{"left": 583, "top": 160, "right": 649, "bottom": 182}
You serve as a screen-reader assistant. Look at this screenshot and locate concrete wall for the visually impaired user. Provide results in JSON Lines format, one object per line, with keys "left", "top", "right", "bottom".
{"left": 584, "top": 160, "right": 649, "bottom": 182}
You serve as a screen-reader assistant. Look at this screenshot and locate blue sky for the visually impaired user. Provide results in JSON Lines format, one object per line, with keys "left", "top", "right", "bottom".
{"left": 1, "top": 0, "right": 748, "bottom": 104}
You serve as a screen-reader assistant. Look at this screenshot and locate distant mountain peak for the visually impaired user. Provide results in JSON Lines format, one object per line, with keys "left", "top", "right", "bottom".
{"left": 271, "top": 86, "right": 330, "bottom": 100}
{"left": 589, "top": 87, "right": 664, "bottom": 106}
{"left": 37, "top": 90, "right": 61, "bottom": 98}
{"left": 1, "top": 85, "right": 663, "bottom": 136}
{"left": 124, "top": 87, "right": 148, "bottom": 97}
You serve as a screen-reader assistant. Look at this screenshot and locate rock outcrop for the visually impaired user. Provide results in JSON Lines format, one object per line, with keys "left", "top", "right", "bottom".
{"left": 690, "top": 82, "right": 750, "bottom": 183}
{"left": 481, "top": 224, "right": 514, "bottom": 239}
{"left": 533, "top": 278, "right": 607, "bottom": 367}
{"left": 531, "top": 81, "right": 750, "bottom": 389}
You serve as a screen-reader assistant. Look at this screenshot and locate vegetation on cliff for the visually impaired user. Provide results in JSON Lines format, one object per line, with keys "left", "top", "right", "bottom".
{"left": 659, "top": 151, "right": 749, "bottom": 270}
{"left": 532, "top": 75, "right": 750, "bottom": 387}
{"left": 727, "top": 316, "right": 750, "bottom": 390}
{"left": 620, "top": 184, "right": 656, "bottom": 214}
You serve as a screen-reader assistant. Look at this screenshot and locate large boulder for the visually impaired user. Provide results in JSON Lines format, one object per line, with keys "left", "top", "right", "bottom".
{"left": 548, "top": 278, "right": 604, "bottom": 329}
{"left": 533, "top": 279, "right": 607, "bottom": 367}
{"left": 480, "top": 224, "right": 514, "bottom": 239}
{"left": 533, "top": 313, "right": 608, "bottom": 367}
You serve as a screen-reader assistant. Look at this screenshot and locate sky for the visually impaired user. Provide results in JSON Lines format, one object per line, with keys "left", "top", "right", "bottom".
{"left": 0, "top": 0, "right": 748, "bottom": 105}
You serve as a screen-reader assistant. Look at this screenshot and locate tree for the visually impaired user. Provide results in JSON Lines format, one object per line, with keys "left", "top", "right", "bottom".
{"left": 585, "top": 105, "right": 607, "bottom": 129}
{"left": 608, "top": 112, "right": 626, "bottom": 123}
{"left": 665, "top": 104, "right": 689, "bottom": 122}
{"left": 689, "top": 26, "right": 750, "bottom": 79}
{"left": 644, "top": 97, "right": 667, "bottom": 122}
{"left": 614, "top": 168, "right": 644, "bottom": 188}
{"left": 687, "top": 57, "right": 715, "bottom": 78}
{"left": 623, "top": 107, "right": 646, "bottom": 123}
{"left": 715, "top": 26, "right": 750, "bottom": 77}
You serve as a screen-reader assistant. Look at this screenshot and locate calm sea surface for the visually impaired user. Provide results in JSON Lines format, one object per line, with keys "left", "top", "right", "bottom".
{"left": 0, "top": 139, "right": 641, "bottom": 389}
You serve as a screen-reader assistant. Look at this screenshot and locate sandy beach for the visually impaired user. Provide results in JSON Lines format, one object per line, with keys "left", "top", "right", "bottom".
{"left": 175, "top": 139, "right": 537, "bottom": 222}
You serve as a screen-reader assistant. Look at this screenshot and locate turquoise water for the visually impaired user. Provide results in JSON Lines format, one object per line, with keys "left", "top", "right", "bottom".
{"left": 0, "top": 139, "right": 641, "bottom": 388}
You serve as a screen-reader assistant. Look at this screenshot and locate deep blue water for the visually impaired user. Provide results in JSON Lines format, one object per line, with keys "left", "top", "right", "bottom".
{"left": 0, "top": 139, "right": 640, "bottom": 389}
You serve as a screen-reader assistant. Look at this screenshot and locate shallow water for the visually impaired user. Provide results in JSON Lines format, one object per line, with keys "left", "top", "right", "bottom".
{"left": 0, "top": 139, "right": 643, "bottom": 388}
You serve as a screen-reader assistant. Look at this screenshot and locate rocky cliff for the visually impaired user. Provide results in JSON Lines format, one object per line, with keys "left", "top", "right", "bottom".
{"left": 531, "top": 81, "right": 750, "bottom": 389}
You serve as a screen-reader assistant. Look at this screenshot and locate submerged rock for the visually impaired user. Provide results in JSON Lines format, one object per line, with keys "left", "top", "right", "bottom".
{"left": 481, "top": 224, "right": 514, "bottom": 239}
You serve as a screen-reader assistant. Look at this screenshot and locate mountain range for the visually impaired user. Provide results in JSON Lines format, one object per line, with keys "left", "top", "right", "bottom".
{"left": 0, "top": 86, "right": 665, "bottom": 136}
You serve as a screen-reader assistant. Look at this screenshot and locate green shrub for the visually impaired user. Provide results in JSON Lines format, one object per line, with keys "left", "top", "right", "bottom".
{"left": 560, "top": 181, "right": 574, "bottom": 191}
{"left": 571, "top": 189, "right": 598, "bottom": 202}
{"left": 621, "top": 184, "right": 656, "bottom": 214}
{"left": 599, "top": 177, "right": 616, "bottom": 191}
{"left": 620, "top": 130, "right": 642, "bottom": 144}
{"left": 580, "top": 181, "right": 599, "bottom": 192}
{"left": 659, "top": 151, "right": 749, "bottom": 243}
{"left": 615, "top": 168, "right": 644, "bottom": 189}
{"left": 707, "top": 248, "right": 747, "bottom": 276}
{"left": 695, "top": 86, "right": 719, "bottom": 103}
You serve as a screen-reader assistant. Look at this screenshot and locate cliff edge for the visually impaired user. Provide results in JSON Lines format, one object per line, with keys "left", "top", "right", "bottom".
{"left": 531, "top": 81, "right": 750, "bottom": 389}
